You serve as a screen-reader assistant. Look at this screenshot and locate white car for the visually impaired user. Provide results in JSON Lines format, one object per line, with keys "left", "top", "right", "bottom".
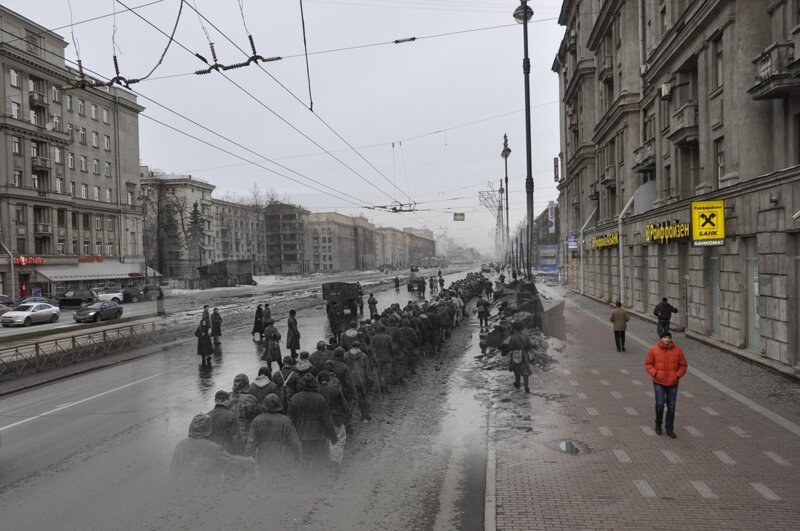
{"left": 0, "top": 303, "right": 60, "bottom": 327}
{"left": 97, "top": 289, "right": 123, "bottom": 304}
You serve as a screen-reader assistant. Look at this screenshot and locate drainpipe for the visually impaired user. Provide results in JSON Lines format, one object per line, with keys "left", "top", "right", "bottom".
{"left": 618, "top": 194, "right": 636, "bottom": 305}
{"left": 1, "top": 238, "right": 15, "bottom": 303}
{"left": 579, "top": 207, "right": 598, "bottom": 295}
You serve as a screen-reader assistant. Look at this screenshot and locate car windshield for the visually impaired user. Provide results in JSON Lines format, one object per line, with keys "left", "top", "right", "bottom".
{"left": 84, "top": 303, "right": 104, "bottom": 310}
{"left": 14, "top": 304, "right": 35, "bottom": 312}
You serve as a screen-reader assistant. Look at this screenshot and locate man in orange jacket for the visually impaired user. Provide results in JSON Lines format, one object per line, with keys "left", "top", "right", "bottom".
{"left": 645, "top": 332, "right": 688, "bottom": 438}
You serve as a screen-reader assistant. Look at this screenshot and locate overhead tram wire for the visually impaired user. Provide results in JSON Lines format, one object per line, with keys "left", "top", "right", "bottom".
{"left": 181, "top": 1, "right": 414, "bottom": 204}
{"left": 114, "top": 0, "right": 402, "bottom": 205}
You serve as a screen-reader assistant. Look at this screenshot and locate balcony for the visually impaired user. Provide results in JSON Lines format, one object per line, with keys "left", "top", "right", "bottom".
{"left": 29, "top": 91, "right": 48, "bottom": 107}
{"left": 34, "top": 223, "right": 52, "bottom": 235}
{"left": 31, "top": 156, "right": 51, "bottom": 170}
{"left": 749, "top": 42, "right": 800, "bottom": 100}
{"left": 632, "top": 139, "right": 656, "bottom": 173}
{"left": 598, "top": 54, "right": 613, "bottom": 82}
{"left": 600, "top": 165, "right": 616, "bottom": 186}
{"left": 666, "top": 100, "right": 699, "bottom": 146}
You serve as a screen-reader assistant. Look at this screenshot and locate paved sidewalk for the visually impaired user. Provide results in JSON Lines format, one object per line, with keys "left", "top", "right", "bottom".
{"left": 488, "top": 288, "right": 800, "bottom": 530}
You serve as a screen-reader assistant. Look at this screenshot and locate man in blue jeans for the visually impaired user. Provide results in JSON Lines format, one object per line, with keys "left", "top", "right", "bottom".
{"left": 653, "top": 297, "right": 678, "bottom": 338}
{"left": 645, "top": 332, "right": 688, "bottom": 438}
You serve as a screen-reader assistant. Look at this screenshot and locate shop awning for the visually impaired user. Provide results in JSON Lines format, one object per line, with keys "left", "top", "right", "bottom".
{"left": 37, "top": 262, "right": 161, "bottom": 282}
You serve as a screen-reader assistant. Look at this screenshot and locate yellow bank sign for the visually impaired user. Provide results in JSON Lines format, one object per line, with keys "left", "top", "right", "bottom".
{"left": 645, "top": 220, "right": 690, "bottom": 245}
{"left": 691, "top": 200, "right": 726, "bottom": 247}
{"left": 592, "top": 231, "right": 619, "bottom": 248}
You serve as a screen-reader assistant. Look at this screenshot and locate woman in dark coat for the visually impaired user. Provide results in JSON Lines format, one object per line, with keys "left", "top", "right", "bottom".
{"left": 286, "top": 309, "right": 301, "bottom": 358}
{"left": 263, "top": 318, "right": 283, "bottom": 372}
{"left": 210, "top": 308, "right": 222, "bottom": 345}
{"left": 195, "top": 319, "right": 213, "bottom": 365}
{"left": 252, "top": 304, "right": 264, "bottom": 341}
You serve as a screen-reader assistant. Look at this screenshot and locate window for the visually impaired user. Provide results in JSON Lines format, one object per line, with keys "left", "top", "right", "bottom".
{"left": 67, "top": 123, "right": 74, "bottom": 138}
{"left": 68, "top": 152, "right": 75, "bottom": 169}
{"left": 57, "top": 210, "right": 66, "bottom": 226}
{"left": 92, "top": 131, "right": 99, "bottom": 147}
{"left": 83, "top": 213, "right": 90, "bottom": 227}
{"left": 127, "top": 191, "right": 133, "bottom": 205}
{"left": 105, "top": 188, "right": 111, "bottom": 202}
{"left": 12, "top": 136, "right": 21, "bottom": 154}
{"left": 72, "top": 239, "right": 78, "bottom": 254}
{"left": 54, "top": 147, "right": 62, "bottom": 164}
{"left": 31, "top": 174, "right": 39, "bottom": 189}
{"left": 104, "top": 135, "right": 111, "bottom": 150}
{"left": 12, "top": 169, "right": 22, "bottom": 187}
{"left": 95, "top": 242, "right": 102, "bottom": 255}
{"left": 714, "top": 138, "right": 725, "bottom": 181}
{"left": 93, "top": 159, "right": 100, "bottom": 174}
{"left": 51, "top": 85, "right": 60, "bottom": 102}
{"left": 66, "top": 94, "right": 73, "bottom": 111}
{"left": 104, "top": 161, "right": 111, "bottom": 177}
{"left": 91, "top": 104, "right": 97, "bottom": 120}
{"left": 69, "top": 181, "right": 75, "bottom": 196}
{"left": 78, "top": 98, "right": 85, "bottom": 115}
{"left": 79, "top": 127, "right": 86, "bottom": 144}
{"left": 10, "top": 68, "right": 19, "bottom": 87}
{"left": 17, "top": 238, "right": 26, "bottom": 255}
{"left": 52, "top": 115, "right": 61, "bottom": 131}
{"left": 713, "top": 34, "right": 723, "bottom": 89}
{"left": 93, "top": 186, "right": 100, "bottom": 201}
{"left": 29, "top": 109, "right": 39, "bottom": 125}
{"left": 81, "top": 184, "right": 88, "bottom": 199}
{"left": 106, "top": 218, "right": 113, "bottom": 231}
{"left": 80, "top": 156, "right": 87, "bottom": 172}
{"left": 83, "top": 241, "right": 90, "bottom": 255}
{"left": 71, "top": 212, "right": 78, "bottom": 227}
{"left": 56, "top": 177, "right": 64, "bottom": 193}
{"left": 102, "top": 108, "right": 109, "bottom": 123}
{"left": 106, "top": 242, "right": 113, "bottom": 256}
{"left": 95, "top": 217, "right": 102, "bottom": 230}
{"left": 30, "top": 141, "right": 39, "bottom": 157}
{"left": 11, "top": 101, "right": 20, "bottom": 119}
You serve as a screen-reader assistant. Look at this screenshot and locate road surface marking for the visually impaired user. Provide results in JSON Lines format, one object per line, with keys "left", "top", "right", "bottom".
{"left": 750, "top": 483, "right": 781, "bottom": 501}
{"left": 586, "top": 407, "right": 599, "bottom": 416}
{"left": 569, "top": 380, "right": 579, "bottom": 386}
{"left": 591, "top": 369, "right": 601, "bottom": 375}
{"left": 640, "top": 425, "right": 657, "bottom": 436}
{"left": 631, "top": 379, "right": 643, "bottom": 386}
{"left": 0, "top": 373, "right": 163, "bottom": 432}
{"left": 613, "top": 449, "right": 631, "bottom": 463}
{"left": 729, "top": 425, "right": 751, "bottom": 438}
{"left": 713, "top": 450, "right": 736, "bottom": 465}
{"left": 611, "top": 391, "right": 623, "bottom": 399}
{"left": 633, "top": 480, "right": 656, "bottom": 498}
{"left": 598, "top": 426, "right": 612, "bottom": 437}
{"left": 685, "top": 426, "right": 704, "bottom": 437}
{"left": 624, "top": 407, "right": 638, "bottom": 416}
{"left": 600, "top": 379, "right": 610, "bottom": 386}
{"left": 645, "top": 391, "right": 655, "bottom": 398}
{"left": 680, "top": 391, "right": 694, "bottom": 398}
{"left": 764, "top": 451, "right": 791, "bottom": 466}
{"left": 702, "top": 407, "right": 720, "bottom": 417}
{"left": 661, "top": 449, "right": 683, "bottom": 464}
{"left": 577, "top": 393, "right": 588, "bottom": 400}
{"left": 619, "top": 369, "right": 629, "bottom": 374}
{"left": 690, "top": 481, "right": 718, "bottom": 499}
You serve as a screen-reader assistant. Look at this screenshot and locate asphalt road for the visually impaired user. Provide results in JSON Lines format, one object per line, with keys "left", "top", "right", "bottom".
{"left": 0, "top": 269, "right": 489, "bottom": 530}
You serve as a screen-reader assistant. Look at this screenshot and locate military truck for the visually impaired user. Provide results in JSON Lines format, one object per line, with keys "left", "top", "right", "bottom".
{"left": 407, "top": 265, "right": 424, "bottom": 292}
{"left": 322, "top": 282, "right": 359, "bottom": 315}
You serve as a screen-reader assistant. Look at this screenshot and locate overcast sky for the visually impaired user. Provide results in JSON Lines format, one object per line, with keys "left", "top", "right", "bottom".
{"left": 8, "top": 0, "right": 566, "bottom": 255}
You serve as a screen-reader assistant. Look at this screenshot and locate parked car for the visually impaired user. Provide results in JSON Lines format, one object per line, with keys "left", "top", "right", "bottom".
{"left": 57, "top": 289, "right": 99, "bottom": 308}
{"left": 1, "top": 303, "right": 60, "bottom": 327}
{"left": 0, "top": 303, "right": 14, "bottom": 317}
{"left": 73, "top": 301, "right": 123, "bottom": 323}
{"left": 97, "top": 289, "right": 123, "bottom": 304}
{"left": 20, "top": 296, "right": 59, "bottom": 306}
{"left": 0, "top": 294, "right": 15, "bottom": 307}
{"left": 122, "top": 285, "right": 162, "bottom": 302}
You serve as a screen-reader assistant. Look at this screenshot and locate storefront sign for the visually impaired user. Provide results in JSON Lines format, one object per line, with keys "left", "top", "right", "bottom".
{"left": 591, "top": 232, "right": 619, "bottom": 248}
{"left": 78, "top": 256, "right": 105, "bottom": 263}
{"left": 538, "top": 244, "right": 558, "bottom": 272}
{"left": 645, "top": 220, "right": 691, "bottom": 244}
{"left": 547, "top": 201, "right": 556, "bottom": 234}
{"left": 13, "top": 256, "right": 44, "bottom": 266}
{"left": 691, "top": 200, "right": 726, "bottom": 247}
{"left": 567, "top": 233, "right": 578, "bottom": 250}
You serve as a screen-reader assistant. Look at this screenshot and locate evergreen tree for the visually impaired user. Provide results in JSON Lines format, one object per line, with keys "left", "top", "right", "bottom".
{"left": 187, "top": 202, "right": 206, "bottom": 263}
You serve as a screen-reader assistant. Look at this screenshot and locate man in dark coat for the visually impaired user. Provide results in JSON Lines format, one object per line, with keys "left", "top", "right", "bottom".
{"left": 169, "top": 413, "right": 252, "bottom": 482}
{"left": 210, "top": 308, "right": 223, "bottom": 345}
{"left": 207, "top": 390, "right": 245, "bottom": 456}
{"left": 286, "top": 309, "right": 301, "bottom": 359}
{"left": 201, "top": 305, "right": 210, "bottom": 329}
{"left": 261, "top": 303, "right": 272, "bottom": 330}
{"left": 310, "top": 340, "right": 331, "bottom": 371}
{"left": 273, "top": 356, "right": 299, "bottom": 412}
{"left": 317, "top": 370, "right": 350, "bottom": 464}
{"left": 653, "top": 297, "right": 679, "bottom": 338}
{"left": 228, "top": 374, "right": 260, "bottom": 441}
{"left": 252, "top": 304, "right": 264, "bottom": 341}
{"left": 330, "top": 348, "right": 357, "bottom": 419}
{"left": 294, "top": 351, "right": 319, "bottom": 378}
{"left": 425, "top": 308, "right": 443, "bottom": 354}
{"left": 367, "top": 293, "right": 379, "bottom": 318}
{"left": 370, "top": 325, "right": 394, "bottom": 391}
{"left": 195, "top": 320, "right": 213, "bottom": 365}
{"left": 501, "top": 321, "right": 536, "bottom": 393}
{"left": 248, "top": 367, "right": 278, "bottom": 405}
{"left": 397, "top": 319, "right": 420, "bottom": 377}
{"left": 288, "top": 374, "right": 338, "bottom": 466}
{"left": 328, "top": 301, "right": 344, "bottom": 343}
{"left": 246, "top": 394, "right": 302, "bottom": 476}
{"left": 344, "top": 342, "right": 374, "bottom": 422}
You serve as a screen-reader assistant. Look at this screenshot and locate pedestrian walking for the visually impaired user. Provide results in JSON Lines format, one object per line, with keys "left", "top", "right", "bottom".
{"left": 274, "top": 357, "right": 299, "bottom": 411}
{"left": 502, "top": 321, "right": 535, "bottom": 393}
{"left": 317, "top": 370, "right": 351, "bottom": 466}
{"left": 645, "top": 332, "right": 688, "bottom": 438}
{"left": 294, "top": 351, "right": 319, "bottom": 378}
{"left": 262, "top": 318, "right": 283, "bottom": 372}
{"left": 262, "top": 302, "right": 272, "bottom": 331}
{"left": 653, "top": 297, "right": 678, "bottom": 338}
{"left": 201, "top": 305, "right": 210, "bottom": 326}
{"left": 248, "top": 367, "right": 278, "bottom": 406}
{"left": 344, "top": 341, "right": 374, "bottom": 423}
{"left": 610, "top": 301, "right": 630, "bottom": 352}
{"left": 287, "top": 309, "right": 301, "bottom": 359}
{"left": 328, "top": 301, "right": 344, "bottom": 344}
{"left": 476, "top": 298, "right": 490, "bottom": 329}
{"left": 288, "top": 374, "right": 338, "bottom": 468}
{"left": 438, "top": 276, "right": 445, "bottom": 291}
{"left": 394, "top": 276, "right": 400, "bottom": 291}
{"left": 195, "top": 319, "right": 213, "bottom": 365}
{"left": 169, "top": 413, "right": 252, "bottom": 482}
{"left": 309, "top": 340, "right": 331, "bottom": 371}
{"left": 246, "top": 394, "right": 303, "bottom": 477}
{"left": 207, "top": 390, "right": 245, "bottom": 456}
{"left": 228, "top": 374, "right": 260, "bottom": 442}
{"left": 252, "top": 304, "right": 265, "bottom": 341}
{"left": 367, "top": 293, "right": 379, "bottom": 318}
{"left": 210, "top": 308, "right": 222, "bottom": 345}
{"left": 357, "top": 283, "right": 365, "bottom": 315}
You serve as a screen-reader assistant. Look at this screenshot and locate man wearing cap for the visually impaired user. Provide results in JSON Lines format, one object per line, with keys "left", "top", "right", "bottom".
{"left": 288, "top": 374, "right": 338, "bottom": 466}
{"left": 317, "top": 370, "right": 351, "bottom": 465}
{"left": 246, "top": 394, "right": 302, "bottom": 476}
{"left": 310, "top": 340, "right": 331, "bottom": 371}
{"left": 367, "top": 293, "right": 379, "bottom": 318}
{"left": 294, "top": 351, "right": 319, "bottom": 379}
{"left": 207, "top": 390, "right": 245, "bottom": 456}
{"left": 653, "top": 297, "right": 679, "bottom": 338}
{"left": 169, "top": 413, "right": 252, "bottom": 481}
{"left": 371, "top": 324, "right": 394, "bottom": 392}
{"left": 344, "top": 341, "right": 374, "bottom": 423}
{"left": 645, "top": 332, "right": 688, "bottom": 438}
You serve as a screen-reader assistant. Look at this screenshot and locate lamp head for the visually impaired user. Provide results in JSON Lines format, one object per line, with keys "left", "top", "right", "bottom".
{"left": 513, "top": 2, "right": 533, "bottom": 24}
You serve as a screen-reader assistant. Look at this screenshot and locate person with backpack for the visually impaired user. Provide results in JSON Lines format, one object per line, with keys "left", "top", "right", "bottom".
{"left": 273, "top": 356, "right": 299, "bottom": 412}
{"left": 501, "top": 321, "right": 535, "bottom": 393}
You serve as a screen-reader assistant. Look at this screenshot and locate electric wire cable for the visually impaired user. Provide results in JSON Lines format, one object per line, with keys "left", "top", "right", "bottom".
{"left": 298, "top": 0, "right": 314, "bottom": 111}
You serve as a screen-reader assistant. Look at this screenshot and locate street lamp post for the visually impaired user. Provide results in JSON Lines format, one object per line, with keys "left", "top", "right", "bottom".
{"left": 514, "top": 0, "right": 534, "bottom": 279}
{"left": 501, "top": 134, "right": 511, "bottom": 266}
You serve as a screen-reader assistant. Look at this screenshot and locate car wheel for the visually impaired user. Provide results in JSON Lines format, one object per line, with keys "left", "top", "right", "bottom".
{"left": 23, "top": 317, "right": 31, "bottom": 327}
{"left": 1, "top": 324, "right": 8, "bottom": 327}
{"left": 132, "top": 296, "right": 140, "bottom": 303}
{"left": 112, "top": 297, "right": 120, "bottom": 304}
{"left": 94, "top": 313, "right": 102, "bottom": 323}
{"left": 50, "top": 314, "right": 58, "bottom": 323}
{"left": 116, "top": 311, "right": 122, "bottom": 319}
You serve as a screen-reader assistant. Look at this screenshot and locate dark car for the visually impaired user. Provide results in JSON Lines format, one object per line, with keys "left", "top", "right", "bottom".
{"left": 0, "top": 294, "right": 15, "bottom": 307}
{"left": 57, "top": 289, "right": 99, "bottom": 308}
{"left": 20, "top": 295, "right": 59, "bottom": 306}
{"left": 73, "top": 301, "right": 123, "bottom": 323}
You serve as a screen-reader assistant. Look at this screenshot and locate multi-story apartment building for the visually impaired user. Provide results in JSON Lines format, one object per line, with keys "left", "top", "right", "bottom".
{"left": 554, "top": 0, "right": 800, "bottom": 369}
{"left": 212, "top": 198, "right": 267, "bottom": 274}
{"left": 353, "top": 215, "right": 377, "bottom": 270}
{"left": 0, "top": 6, "right": 144, "bottom": 297}
{"left": 310, "top": 213, "right": 378, "bottom": 272}
{"left": 265, "top": 202, "right": 311, "bottom": 275}
{"left": 375, "top": 227, "right": 436, "bottom": 269}
{"left": 403, "top": 227, "right": 436, "bottom": 266}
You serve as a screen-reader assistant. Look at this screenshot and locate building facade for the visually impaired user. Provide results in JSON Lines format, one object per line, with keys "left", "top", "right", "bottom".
{"left": 310, "top": 212, "right": 357, "bottom": 272}
{"left": 0, "top": 6, "right": 145, "bottom": 297}
{"left": 265, "top": 202, "right": 311, "bottom": 275}
{"left": 554, "top": 0, "right": 800, "bottom": 368}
